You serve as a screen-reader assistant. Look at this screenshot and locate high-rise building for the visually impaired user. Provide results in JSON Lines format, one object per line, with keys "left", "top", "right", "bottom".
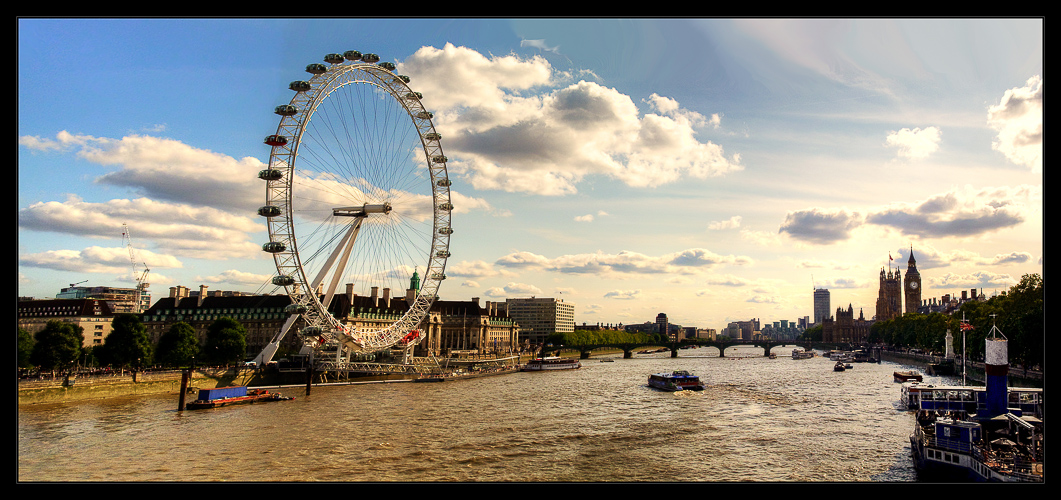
{"left": 813, "top": 288, "right": 831, "bottom": 325}
{"left": 655, "top": 312, "right": 670, "bottom": 340}
{"left": 505, "top": 297, "right": 574, "bottom": 345}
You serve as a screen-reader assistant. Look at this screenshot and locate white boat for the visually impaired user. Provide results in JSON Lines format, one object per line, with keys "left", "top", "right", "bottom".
{"left": 791, "top": 349, "right": 814, "bottom": 360}
{"left": 648, "top": 370, "right": 705, "bottom": 392}
{"left": 520, "top": 356, "right": 581, "bottom": 371}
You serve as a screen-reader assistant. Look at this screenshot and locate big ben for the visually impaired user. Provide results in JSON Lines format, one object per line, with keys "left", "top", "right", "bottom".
{"left": 904, "top": 247, "right": 922, "bottom": 315}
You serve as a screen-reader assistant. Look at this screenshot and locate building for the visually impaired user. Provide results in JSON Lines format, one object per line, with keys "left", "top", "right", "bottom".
{"left": 17, "top": 298, "right": 116, "bottom": 348}
{"left": 876, "top": 265, "right": 903, "bottom": 321}
{"left": 821, "top": 304, "right": 871, "bottom": 343}
{"left": 505, "top": 297, "right": 574, "bottom": 345}
{"left": 813, "top": 288, "right": 830, "bottom": 326}
{"left": 57, "top": 285, "right": 151, "bottom": 314}
{"left": 727, "top": 318, "right": 760, "bottom": 341}
{"left": 427, "top": 298, "right": 519, "bottom": 357}
{"left": 142, "top": 286, "right": 307, "bottom": 359}
{"left": 904, "top": 248, "right": 922, "bottom": 316}
{"left": 656, "top": 313, "right": 670, "bottom": 340}
{"left": 142, "top": 281, "right": 520, "bottom": 361}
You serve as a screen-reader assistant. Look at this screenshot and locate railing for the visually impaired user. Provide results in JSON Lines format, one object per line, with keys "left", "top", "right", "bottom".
{"left": 918, "top": 429, "right": 1043, "bottom": 480}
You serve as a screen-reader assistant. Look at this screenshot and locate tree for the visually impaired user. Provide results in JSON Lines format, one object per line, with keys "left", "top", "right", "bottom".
{"left": 30, "top": 320, "right": 84, "bottom": 373}
{"left": 155, "top": 322, "right": 201, "bottom": 368}
{"left": 203, "top": 317, "right": 247, "bottom": 365}
{"left": 104, "top": 314, "right": 153, "bottom": 369}
{"left": 18, "top": 327, "right": 35, "bottom": 369}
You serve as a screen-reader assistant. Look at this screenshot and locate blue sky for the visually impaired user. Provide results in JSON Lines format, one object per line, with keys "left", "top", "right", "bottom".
{"left": 18, "top": 18, "right": 1043, "bottom": 331}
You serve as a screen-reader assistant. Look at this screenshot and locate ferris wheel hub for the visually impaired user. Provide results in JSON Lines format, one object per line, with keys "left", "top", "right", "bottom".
{"left": 332, "top": 202, "right": 392, "bottom": 217}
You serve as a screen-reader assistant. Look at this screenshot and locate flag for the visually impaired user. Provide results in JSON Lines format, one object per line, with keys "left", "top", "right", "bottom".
{"left": 960, "top": 322, "right": 975, "bottom": 331}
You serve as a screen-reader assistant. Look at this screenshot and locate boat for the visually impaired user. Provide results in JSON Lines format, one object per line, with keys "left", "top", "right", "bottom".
{"left": 184, "top": 386, "right": 293, "bottom": 410}
{"left": 894, "top": 369, "right": 924, "bottom": 382}
{"left": 768, "top": 353, "right": 777, "bottom": 359}
{"left": 899, "top": 382, "right": 1042, "bottom": 413}
{"left": 520, "top": 356, "right": 581, "bottom": 371}
{"left": 833, "top": 361, "right": 846, "bottom": 372}
{"left": 648, "top": 370, "right": 705, "bottom": 392}
{"left": 909, "top": 322, "right": 1043, "bottom": 482}
{"left": 791, "top": 349, "right": 814, "bottom": 360}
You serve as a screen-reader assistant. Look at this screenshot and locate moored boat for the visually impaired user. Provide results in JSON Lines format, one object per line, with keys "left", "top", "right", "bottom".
{"left": 185, "top": 386, "right": 293, "bottom": 410}
{"left": 909, "top": 322, "right": 1043, "bottom": 482}
{"left": 520, "top": 356, "right": 581, "bottom": 371}
{"left": 648, "top": 370, "right": 705, "bottom": 392}
{"left": 833, "top": 361, "right": 846, "bottom": 372}
{"left": 894, "top": 369, "right": 923, "bottom": 382}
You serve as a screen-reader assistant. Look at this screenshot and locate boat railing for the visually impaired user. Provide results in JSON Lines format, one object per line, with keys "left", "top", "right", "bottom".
{"left": 921, "top": 429, "right": 1042, "bottom": 480}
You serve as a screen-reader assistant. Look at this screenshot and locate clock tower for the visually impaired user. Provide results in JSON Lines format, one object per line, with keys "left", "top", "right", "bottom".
{"left": 904, "top": 247, "right": 922, "bottom": 315}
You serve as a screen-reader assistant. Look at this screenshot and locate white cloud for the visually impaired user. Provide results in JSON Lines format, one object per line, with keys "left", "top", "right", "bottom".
{"left": 884, "top": 126, "right": 941, "bottom": 160}
{"left": 988, "top": 75, "right": 1042, "bottom": 172}
{"left": 495, "top": 248, "right": 751, "bottom": 277}
{"left": 708, "top": 215, "right": 742, "bottom": 230}
{"left": 401, "top": 45, "right": 741, "bottom": 196}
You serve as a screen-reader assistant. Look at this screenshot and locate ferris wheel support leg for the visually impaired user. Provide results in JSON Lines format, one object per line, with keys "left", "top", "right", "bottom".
{"left": 321, "top": 218, "right": 363, "bottom": 310}
{"left": 253, "top": 314, "right": 300, "bottom": 365}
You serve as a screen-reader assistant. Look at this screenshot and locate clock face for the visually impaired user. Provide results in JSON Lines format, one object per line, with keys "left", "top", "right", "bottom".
{"left": 910, "top": 281, "right": 918, "bottom": 289}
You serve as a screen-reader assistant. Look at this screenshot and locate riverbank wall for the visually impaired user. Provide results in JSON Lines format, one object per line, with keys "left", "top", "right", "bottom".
{"left": 878, "top": 350, "right": 1042, "bottom": 387}
{"left": 17, "top": 368, "right": 262, "bottom": 406}
{"left": 18, "top": 364, "right": 521, "bottom": 406}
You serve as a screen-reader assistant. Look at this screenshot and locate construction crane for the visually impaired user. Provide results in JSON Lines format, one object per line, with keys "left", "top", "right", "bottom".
{"left": 121, "top": 223, "right": 151, "bottom": 313}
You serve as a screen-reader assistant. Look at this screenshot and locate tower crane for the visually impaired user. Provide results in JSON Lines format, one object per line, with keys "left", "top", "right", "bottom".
{"left": 121, "top": 223, "right": 151, "bottom": 313}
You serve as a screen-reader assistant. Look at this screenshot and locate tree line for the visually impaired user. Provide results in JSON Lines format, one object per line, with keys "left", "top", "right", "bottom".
{"left": 18, "top": 314, "right": 250, "bottom": 375}
{"left": 801, "top": 273, "right": 1042, "bottom": 370}
{"left": 545, "top": 329, "right": 665, "bottom": 347}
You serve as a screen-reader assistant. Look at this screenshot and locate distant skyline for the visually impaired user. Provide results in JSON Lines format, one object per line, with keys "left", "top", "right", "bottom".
{"left": 18, "top": 18, "right": 1042, "bottom": 331}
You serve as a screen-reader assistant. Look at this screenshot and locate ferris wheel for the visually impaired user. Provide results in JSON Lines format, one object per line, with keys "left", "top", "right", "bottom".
{"left": 257, "top": 51, "right": 452, "bottom": 357}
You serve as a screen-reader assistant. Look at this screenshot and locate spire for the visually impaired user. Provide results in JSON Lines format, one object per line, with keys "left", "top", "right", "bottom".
{"left": 908, "top": 245, "right": 916, "bottom": 265}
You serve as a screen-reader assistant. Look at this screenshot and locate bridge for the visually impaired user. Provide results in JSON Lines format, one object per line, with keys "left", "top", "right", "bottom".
{"left": 538, "top": 339, "right": 826, "bottom": 359}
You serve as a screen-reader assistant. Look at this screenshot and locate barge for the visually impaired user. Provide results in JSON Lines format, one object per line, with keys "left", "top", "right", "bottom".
{"left": 185, "top": 386, "right": 293, "bottom": 410}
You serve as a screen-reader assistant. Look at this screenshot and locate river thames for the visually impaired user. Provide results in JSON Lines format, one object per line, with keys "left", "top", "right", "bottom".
{"left": 19, "top": 346, "right": 959, "bottom": 482}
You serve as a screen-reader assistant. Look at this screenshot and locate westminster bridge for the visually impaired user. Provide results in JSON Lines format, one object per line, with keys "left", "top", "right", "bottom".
{"left": 539, "top": 339, "right": 872, "bottom": 359}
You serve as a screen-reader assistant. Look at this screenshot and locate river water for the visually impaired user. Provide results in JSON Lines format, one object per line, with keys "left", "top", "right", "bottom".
{"left": 19, "top": 346, "right": 960, "bottom": 482}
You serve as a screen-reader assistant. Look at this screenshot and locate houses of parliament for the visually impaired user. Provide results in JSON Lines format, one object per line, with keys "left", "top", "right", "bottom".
{"left": 821, "top": 248, "right": 922, "bottom": 343}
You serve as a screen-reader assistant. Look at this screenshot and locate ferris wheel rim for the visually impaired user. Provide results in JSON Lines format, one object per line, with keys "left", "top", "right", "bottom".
{"left": 260, "top": 52, "right": 451, "bottom": 352}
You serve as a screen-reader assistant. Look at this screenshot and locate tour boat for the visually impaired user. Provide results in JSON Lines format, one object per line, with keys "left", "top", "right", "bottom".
{"left": 520, "top": 356, "right": 581, "bottom": 371}
{"left": 648, "top": 370, "right": 706, "bottom": 392}
{"left": 184, "top": 386, "right": 293, "bottom": 410}
{"left": 909, "top": 323, "right": 1043, "bottom": 482}
{"left": 791, "top": 349, "right": 814, "bottom": 360}
{"left": 894, "top": 369, "right": 924, "bottom": 382}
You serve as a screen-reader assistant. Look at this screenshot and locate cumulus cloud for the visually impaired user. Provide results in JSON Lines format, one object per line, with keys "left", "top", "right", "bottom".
{"left": 778, "top": 208, "right": 864, "bottom": 244}
{"left": 484, "top": 282, "right": 543, "bottom": 297}
{"left": 20, "top": 131, "right": 265, "bottom": 213}
{"left": 18, "top": 195, "right": 265, "bottom": 261}
{"left": 780, "top": 185, "right": 1039, "bottom": 243}
{"left": 885, "top": 126, "right": 941, "bottom": 160}
{"left": 399, "top": 44, "right": 742, "bottom": 196}
{"left": 866, "top": 185, "right": 1037, "bottom": 238}
{"left": 604, "top": 289, "right": 642, "bottom": 300}
{"left": 495, "top": 248, "right": 751, "bottom": 277}
{"left": 20, "top": 246, "right": 182, "bottom": 275}
{"left": 708, "top": 215, "right": 742, "bottom": 230}
{"left": 988, "top": 75, "right": 1042, "bottom": 172}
